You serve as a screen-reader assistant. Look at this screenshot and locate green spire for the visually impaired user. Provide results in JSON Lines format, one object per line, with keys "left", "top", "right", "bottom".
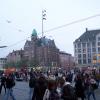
{"left": 32, "top": 29, "right": 37, "bottom": 36}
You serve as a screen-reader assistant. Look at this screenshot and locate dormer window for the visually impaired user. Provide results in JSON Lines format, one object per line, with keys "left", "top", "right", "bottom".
{"left": 98, "top": 37, "right": 100, "bottom": 41}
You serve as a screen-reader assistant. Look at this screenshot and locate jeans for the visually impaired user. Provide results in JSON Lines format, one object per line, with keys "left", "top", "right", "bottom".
{"left": 0, "top": 83, "right": 6, "bottom": 94}
{"left": 87, "top": 90, "right": 96, "bottom": 100}
{"left": 29, "top": 88, "right": 34, "bottom": 100}
{"left": 4, "top": 88, "right": 16, "bottom": 100}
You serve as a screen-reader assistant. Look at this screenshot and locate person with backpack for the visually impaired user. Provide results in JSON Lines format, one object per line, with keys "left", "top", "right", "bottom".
{"left": 4, "top": 73, "right": 16, "bottom": 100}
{"left": 75, "top": 74, "right": 85, "bottom": 100}
{"left": 87, "top": 76, "right": 97, "bottom": 100}
{"left": 28, "top": 75, "right": 36, "bottom": 100}
{"left": 59, "top": 77, "right": 77, "bottom": 100}
{"left": 43, "top": 79, "right": 60, "bottom": 100}
{"left": 32, "top": 76, "right": 47, "bottom": 100}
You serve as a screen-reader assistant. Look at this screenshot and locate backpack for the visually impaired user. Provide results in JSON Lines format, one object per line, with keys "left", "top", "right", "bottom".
{"left": 61, "top": 84, "right": 77, "bottom": 100}
{"left": 49, "top": 89, "right": 60, "bottom": 100}
{"left": 91, "top": 83, "right": 98, "bottom": 90}
{"left": 43, "top": 89, "right": 60, "bottom": 100}
{"left": 90, "top": 78, "right": 98, "bottom": 90}
{"left": 12, "top": 80, "right": 15, "bottom": 87}
{"left": 10, "top": 78, "right": 15, "bottom": 88}
{"left": 29, "top": 78, "right": 36, "bottom": 88}
{"left": 43, "top": 89, "right": 50, "bottom": 100}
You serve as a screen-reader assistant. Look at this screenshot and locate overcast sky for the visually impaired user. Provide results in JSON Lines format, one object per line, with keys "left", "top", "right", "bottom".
{"left": 0, "top": 0, "right": 100, "bottom": 57}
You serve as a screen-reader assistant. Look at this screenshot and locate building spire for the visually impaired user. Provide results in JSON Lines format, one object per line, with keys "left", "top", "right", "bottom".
{"left": 32, "top": 29, "right": 37, "bottom": 36}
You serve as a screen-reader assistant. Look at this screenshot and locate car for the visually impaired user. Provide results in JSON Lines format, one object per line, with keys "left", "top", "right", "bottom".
{"left": 15, "top": 77, "right": 23, "bottom": 81}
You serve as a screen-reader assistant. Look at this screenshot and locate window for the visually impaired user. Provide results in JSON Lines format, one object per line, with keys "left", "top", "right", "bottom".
{"left": 88, "top": 53, "right": 91, "bottom": 58}
{"left": 88, "top": 59, "right": 91, "bottom": 63}
{"left": 78, "top": 49, "right": 81, "bottom": 53}
{"left": 83, "top": 49, "right": 86, "bottom": 53}
{"left": 75, "top": 49, "right": 77, "bottom": 53}
{"left": 98, "top": 42, "right": 100, "bottom": 46}
{"left": 83, "top": 60, "right": 86, "bottom": 64}
{"left": 83, "top": 54, "right": 86, "bottom": 59}
{"left": 98, "top": 47, "right": 100, "bottom": 52}
{"left": 87, "top": 43, "right": 91, "bottom": 47}
{"left": 98, "top": 37, "right": 100, "bottom": 41}
{"left": 92, "top": 42, "right": 96, "bottom": 47}
{"left": 78, "top": 59, "right": 82, "bottom": 64}
{"left": 77, "top": 43, "right": 81, "bottom": 48}
{"left": 74, "top": 44, "right": 77, "bottom": 48}
{"left": 87, "top": 48, "right": 91, "bottom": 52}
{"left": 93, "top": 56, "right": 97, "bottom": 60}
{"left": 98, "top": 56, "right": 100, "bottom": 59}
{"left": 82, "top": 43, "right": 86, "bottom": 48}
{"left": 78, "top": 54, "right": 81, "bottom": 58}
{"left": 92, "top": 48, "right": 96, "bottom": 52}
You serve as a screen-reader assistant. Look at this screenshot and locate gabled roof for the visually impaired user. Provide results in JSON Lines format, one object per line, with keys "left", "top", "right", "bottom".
{"left": 59, "top": 51, "right": 71, "bottom": 56}
{"left": 74, "top": 29, "right": 100, "bottom": 43}
{"left": 36, "top": 37, "right": 56, "bottom": 47}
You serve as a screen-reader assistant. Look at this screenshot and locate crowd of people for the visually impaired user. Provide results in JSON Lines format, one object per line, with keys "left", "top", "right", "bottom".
{"left": 0, "top": 67, "right": 100, "bottom": 100}
{"left": 0, "top": 73, "right": 16, "bottom": 100}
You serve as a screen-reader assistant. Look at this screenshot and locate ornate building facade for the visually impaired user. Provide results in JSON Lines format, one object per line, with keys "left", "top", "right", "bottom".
{"left": 7, "top": 29, "right": 60, "bottom": 67}
{"left": 24, "top": 29, "right": 60, "bottom": 67}
{"left": 7, "top": 29, "right": 75, "bottom": 68}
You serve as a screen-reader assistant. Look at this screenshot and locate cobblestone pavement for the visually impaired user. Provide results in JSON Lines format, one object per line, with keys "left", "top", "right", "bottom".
{"left": 0, "top": 81, "right": 29, "bottom": 100}
{"left": 0, "top": 81, "right": 100, "bottom": 100}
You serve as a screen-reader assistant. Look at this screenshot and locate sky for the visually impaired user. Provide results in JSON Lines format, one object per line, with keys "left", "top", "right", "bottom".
{"left": 0, "top": 0, "right": 100, "bottom": 57}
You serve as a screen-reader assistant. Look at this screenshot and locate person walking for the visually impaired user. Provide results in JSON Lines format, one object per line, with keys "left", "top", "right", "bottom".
{"left": 0, "top": 74, "right": 6, "bottom": 94}
{"left": 4, "top": 73, "right": 16, "bottom": 100}
{"left": 75, "top": 74, "right": 85, "bottom": 100}
{"left": 87, "top": 76, "right": 97, "bottom": 100}
{"left": 43, "top": 79, "right": 60, "bottom": 100}
{"left": 28, "top": 75, "right": 36, "bottom": 100}
{"left": 32, "top": 76, "right": 47, "bottom": 100}
{"left": 60, "top": 77, "right": 77, "bottom": 100}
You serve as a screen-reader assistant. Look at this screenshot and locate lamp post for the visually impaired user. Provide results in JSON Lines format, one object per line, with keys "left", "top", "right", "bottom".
{"left": 0, "top": 46, "right": 7, "bottom": 48}
{"left": 42, "top": 9, "right": 46, "bottom": 37}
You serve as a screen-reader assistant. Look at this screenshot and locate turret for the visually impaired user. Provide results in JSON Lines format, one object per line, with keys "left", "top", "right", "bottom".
{"left": 31, "top": 29, "right": 37, "bottom": 41}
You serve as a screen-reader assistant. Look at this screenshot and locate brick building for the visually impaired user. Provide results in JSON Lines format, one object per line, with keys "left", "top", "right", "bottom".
{"left": 7, "top": 49, "right": 24, "bottom": 63}
{"left": 0, "top": 58, "right": 7, "bottom": 69}
{"left": 7, "top": 29, "right": 60, "bottom": 67}
{"left": 59, "top": 51, "right": 74, "bottom": 69}
{"left": 7, "top": 29, "right": 75, "bottom": 68}
{"left": 24, "top": 29, "right": 60, "bottom": 67}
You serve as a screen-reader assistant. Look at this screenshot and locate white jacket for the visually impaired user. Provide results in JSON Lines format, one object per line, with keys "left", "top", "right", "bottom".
{"left": 43, "top": 89, "right": 50, "bottom": 100}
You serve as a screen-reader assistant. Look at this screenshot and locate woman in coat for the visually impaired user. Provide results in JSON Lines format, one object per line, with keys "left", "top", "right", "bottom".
{"left": 75, "top": 74, "right": 85, "bottom": 100}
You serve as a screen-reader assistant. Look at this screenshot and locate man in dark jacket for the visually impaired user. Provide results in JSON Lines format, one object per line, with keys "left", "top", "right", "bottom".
{"left": 29, "top": 76, "right": 36, "bottom": 100}
{"left": 4, "top": 73, "right": 16, "bottom": 100}
{"left": 32, "top": 76, "right": 47, "bottom": 100}
{"left": 0, "top": 74, "right": 6, "bottom": 94}
{"left": 75, "top": 74, "right": 85, "bottom": 100}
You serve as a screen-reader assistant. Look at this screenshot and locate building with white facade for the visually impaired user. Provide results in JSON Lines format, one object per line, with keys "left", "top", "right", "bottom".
{"left": 74, "top": 28, "right": 100, "bottom": 66}
{"left": 0, "top": 58, "right": 7, "bottom": 69}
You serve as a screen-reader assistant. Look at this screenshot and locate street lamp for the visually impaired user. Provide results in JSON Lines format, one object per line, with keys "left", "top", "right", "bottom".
{"left": 42, "top": 9, "right": 46, "bottom": 37}
{"left": 0, "top": 46, "right": 7, "bottom": 48}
